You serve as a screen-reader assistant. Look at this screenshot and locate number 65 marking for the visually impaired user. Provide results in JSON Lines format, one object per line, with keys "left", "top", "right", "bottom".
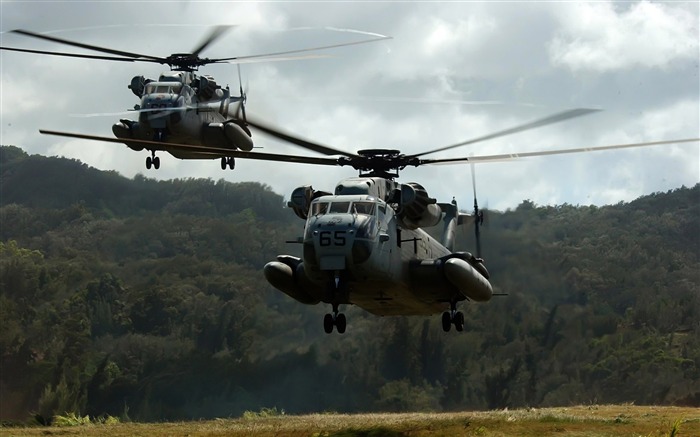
{"left": 319, "top": 230, "right": 347, "bottom": 246}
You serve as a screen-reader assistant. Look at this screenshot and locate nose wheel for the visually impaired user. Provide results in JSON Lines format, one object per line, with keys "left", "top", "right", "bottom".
{"left": 323, "top": 303, "right": 346, "bottom": 334}
{"left": 220, "top": 156, "right": 235, "bottom": 170}
{"left": 441, "top": 301, "right": 464, "bottom": 332}
{"left": 145, "top": 152, "right": 160, "bottom": 170}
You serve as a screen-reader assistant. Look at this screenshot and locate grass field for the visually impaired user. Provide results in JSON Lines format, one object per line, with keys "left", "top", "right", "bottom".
{"left": 1, "top": 405, "right": 698, "bottom": 436}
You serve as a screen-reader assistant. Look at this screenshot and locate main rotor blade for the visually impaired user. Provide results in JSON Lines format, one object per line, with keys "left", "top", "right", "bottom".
{"left": 69, "top": 102, "right": 227, "bottom": 118}
{"left": 245, "top": 116, "right": 357, "bottom": 158}
{"left": 38, "top": 130, "right": 341, "bottom": 166}
{"left": 0, "top": 46, "right": 148, "bottom": 62}
{"left": 411, "top": 108, "right": 601, "bottom": 158}
{"left": 216, "top": 53, "right": 331, "bottom": 65}
{"left": 10, "top": 29, "right": 164, "bottom": 61}
{"left": 191, "top": 25, "right": 234, "bottom": 57}
{"left": 420, "top": 138, "right": 700, "bottom": 165}
{"left": 209, "top": 34, "right": 391, "bottom": 63}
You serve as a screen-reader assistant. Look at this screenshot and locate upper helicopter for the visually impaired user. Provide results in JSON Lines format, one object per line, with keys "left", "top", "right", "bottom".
{"left": 0, "top": 26, "right": 389, "bottom": 170}
{"left": 37, "top": 109, "right": 700, "bottom": 334}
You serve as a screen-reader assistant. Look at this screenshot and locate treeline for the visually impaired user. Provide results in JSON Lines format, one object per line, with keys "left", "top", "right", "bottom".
{"left": 1, "top": 146, "right": 698, "bottom": 423}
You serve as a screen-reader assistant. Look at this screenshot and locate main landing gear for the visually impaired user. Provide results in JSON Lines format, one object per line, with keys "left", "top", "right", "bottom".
{"left": 442, "top": 301, "right": 464, "bottom": 332}
{"left": 323, "top": 303, "right": 346, "bottom": 334}
{"left": 145, "top": 151, "right": 160, "bottom": 170}
{"left": 220, "top": 156, "right": 235, "bottom": 170}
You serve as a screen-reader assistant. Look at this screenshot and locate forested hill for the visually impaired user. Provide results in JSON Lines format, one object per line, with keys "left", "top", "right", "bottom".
{"left": 1, "top": 145, "right": 698, "bottom": 424}
{"left": 0, "top": 146, "right": 286, "bottom": 221}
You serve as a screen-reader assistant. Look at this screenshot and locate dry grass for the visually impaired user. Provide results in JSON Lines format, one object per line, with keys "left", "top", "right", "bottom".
{"left": 1, "top": 405, "right": 698, "bottom": 436}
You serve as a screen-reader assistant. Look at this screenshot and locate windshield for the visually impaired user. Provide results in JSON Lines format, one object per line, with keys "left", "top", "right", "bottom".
{"left": 311, "top": 200, "right": 379, "bottom": 216}
{"left": 145, "top": 83, "right": 182, "bottom": 95}
{"left": 329, "top": 202, "right": 350, "bottom": 214}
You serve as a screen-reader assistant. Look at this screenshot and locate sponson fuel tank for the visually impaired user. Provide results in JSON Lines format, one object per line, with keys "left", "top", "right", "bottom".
{"left": 201, "top": 122, "right": 253, "bottom": 150}
{"left": 409, "top": 252, "right": 492, "bottom": 302}
{"left": 263, "top": 255, "right": 322, "bottom": 305}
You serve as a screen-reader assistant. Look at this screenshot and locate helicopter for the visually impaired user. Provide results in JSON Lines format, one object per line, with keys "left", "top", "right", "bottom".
{"left": 0, "top": 26, "right": 389, "bottom": 170}
{"left": 37, "top": 109, "right": 700, "bottom": 334}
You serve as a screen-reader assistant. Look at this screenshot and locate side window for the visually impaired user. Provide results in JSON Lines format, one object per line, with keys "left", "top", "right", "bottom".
{"left": 311, "top": 202, "right": 328, "bottom": 216}
{"left": 378, "top": 204, "right": 386, "bottom": 228}
{"left": 352, "top": 202, "right": 375, "bottom": 215}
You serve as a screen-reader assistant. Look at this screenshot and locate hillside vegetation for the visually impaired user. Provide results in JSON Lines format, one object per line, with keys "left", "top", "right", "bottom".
{"left": 1, "top": 146, "right": 698, "bottom": 424}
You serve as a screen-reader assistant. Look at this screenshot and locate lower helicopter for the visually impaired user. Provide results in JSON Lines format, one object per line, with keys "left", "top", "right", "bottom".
{"left": 39, "top": 109, "right": 699, "bottom": 333}
{"left": 267, "top": 166, "right": 491, "bottom": 334}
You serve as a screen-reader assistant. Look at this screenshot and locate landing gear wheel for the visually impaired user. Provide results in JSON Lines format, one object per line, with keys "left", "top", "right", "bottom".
{"left": 153, "top": 156, "right": 160, "bottom": 170}
{"left": 454, "top": 311, "right": 465, "bottom": 332}
{"left": 221, "top": 157, "right": 235, "bottom": 170}
{"left": 323, "top": 314, "right": 334, "bottom": 334}
{"left": 441, "top": 312, "right": 452, "bottom": 332}
{"left": 146, "top": 156, "right": 152, "bottom": 169}
{"left": 336, "top": 313, "right": 347, "bottom": 334}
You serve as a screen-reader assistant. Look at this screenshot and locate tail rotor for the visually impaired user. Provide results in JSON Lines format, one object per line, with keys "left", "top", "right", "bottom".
{"left": 235, "top": 63, "right": 248, "bottom": 124}
{"left": 471, "top": 163, "right": 484, "bottom": 259}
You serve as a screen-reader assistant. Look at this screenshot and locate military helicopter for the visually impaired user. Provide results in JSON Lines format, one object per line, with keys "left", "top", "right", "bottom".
{"left": 0, "top": 26, "right": 389, "bottom": 170}
{"left": 38, "top": 109, "right": 699, "bottom": 334}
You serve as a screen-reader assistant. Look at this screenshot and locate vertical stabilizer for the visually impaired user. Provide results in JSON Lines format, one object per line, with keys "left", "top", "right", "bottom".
{"left": 439, "top": 199, "right": 458, "bottom": 251}
{"left": 440, "top": 198, "right": 475, "bottom": 252}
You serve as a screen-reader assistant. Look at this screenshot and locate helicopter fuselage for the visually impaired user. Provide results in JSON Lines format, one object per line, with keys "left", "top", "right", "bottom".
{"left": 112, "top": 72, "right": 252, "bottom": 161}
{"left": 265, "top": 178, "right": 493, "bottom": 318}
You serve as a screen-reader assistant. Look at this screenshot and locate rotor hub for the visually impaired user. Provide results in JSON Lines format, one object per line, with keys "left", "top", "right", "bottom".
{"left": 165, "top": 53, "right": 208, "bottom": 71}
{"left": 340, "top": 149, "right": 421, "bottom": 179}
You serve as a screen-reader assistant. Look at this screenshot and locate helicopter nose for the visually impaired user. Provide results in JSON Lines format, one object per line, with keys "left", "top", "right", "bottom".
{"left": 308, "top": 214, "right": 375, "bottom": 270}
{"left": 312, "top": 222, "right": 356, "bottom": 270}
{"left": 140, "top": 95, "right": 180, "bottom": 129}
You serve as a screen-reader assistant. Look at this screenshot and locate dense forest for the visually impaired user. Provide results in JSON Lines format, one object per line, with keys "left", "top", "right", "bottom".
{"left": 1, "top": 145, "right": 698, "bottom": 424}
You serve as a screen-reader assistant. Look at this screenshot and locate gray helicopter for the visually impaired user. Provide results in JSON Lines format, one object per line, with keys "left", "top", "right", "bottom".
{"left": 39, "top": 110, "right": 699, "bottom": 334}
{"left": 1, "top": 26, "right": 389, "bottom": 170}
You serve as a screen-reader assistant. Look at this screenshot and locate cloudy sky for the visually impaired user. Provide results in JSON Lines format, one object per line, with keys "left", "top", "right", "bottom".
{"left": 1, "top": 1, "right": 698, "bottom": 211}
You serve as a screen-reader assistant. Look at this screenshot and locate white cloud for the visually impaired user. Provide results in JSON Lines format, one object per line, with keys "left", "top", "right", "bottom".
{"left": 549, "top": 1, "right": 699, "bottom": 72}
{"left": 0, "top": 1, "right": 697, "bottom": 211}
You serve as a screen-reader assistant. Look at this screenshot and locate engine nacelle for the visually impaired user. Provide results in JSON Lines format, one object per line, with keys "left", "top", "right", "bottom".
{"left": 129, "top": 76, "right": 153, "bottom": 98}
{"left": 288, "top": 185, "right": 332, "bottom": 220}
{"left": 398, "top": 182, "right": 442, "bottom": 230}
{"left": 197, "top": 75, "right": 219, "bottom": 100}
{"left": 288, "top": 185, "right": 314, "bottom": 219}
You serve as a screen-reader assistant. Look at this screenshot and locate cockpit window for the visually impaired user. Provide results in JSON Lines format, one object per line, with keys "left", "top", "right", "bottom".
{"left": 352, "top": 201, "right": 375, "bottom": 215}
{"left": 329, "top": 202, "right": 350, "bottom": 213}
{"left": 145, "top": 84, "right": 182, "bottom": 95}
{"left": 312, "top": 200, "right": 379, "bottom": 216}
{"left": 311, "top": 202, "right": 328, "bottom": 216}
